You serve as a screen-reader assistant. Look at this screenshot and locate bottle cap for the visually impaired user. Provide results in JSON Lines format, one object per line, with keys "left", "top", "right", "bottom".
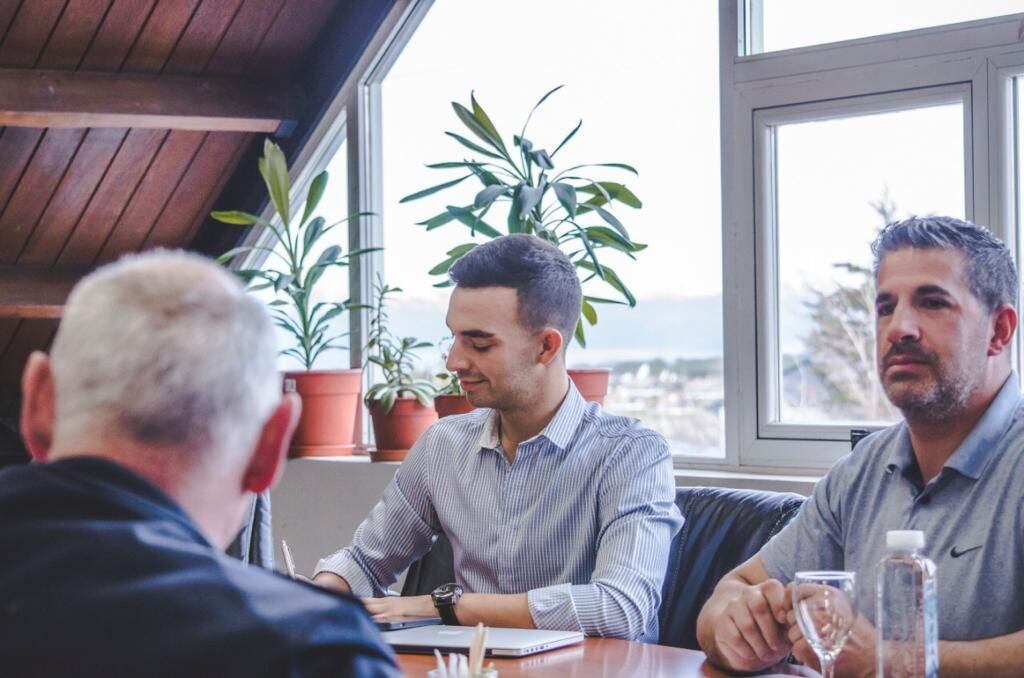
{"left": 886, "top": 530, "right": 925, "bottom": 550}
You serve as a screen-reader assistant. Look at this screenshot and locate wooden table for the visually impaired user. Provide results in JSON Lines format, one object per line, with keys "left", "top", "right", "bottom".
{"left": 397, "top": 638, "right": 814, "bottom": 677}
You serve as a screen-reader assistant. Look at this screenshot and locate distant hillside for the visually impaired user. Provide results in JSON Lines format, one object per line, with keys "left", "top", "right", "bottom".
{"left": 389, "top": 295, "right": 727, "bottom": 365}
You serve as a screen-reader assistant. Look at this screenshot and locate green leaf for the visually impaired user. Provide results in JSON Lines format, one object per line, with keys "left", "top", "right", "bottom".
{"left": 316, "top": 244, "right": 342, "bottom": 266}
{"left": 453, "top": 101, "right": 507, "bottom": 157}
{"left": 474, "top": 185, "right": 507, "bottom": 208}
{"left": 428, "top": 259, "right": 452, "bottom": 276}
{"left": 593, "top": 206, "right": 629, "bottom": 240}
{"left": 552, "top": 182, "right": 577, "bottom": 219}
{"left": 470, "top": 92, "right": 509, "bottom": 156}
{"left": 447, "top": 242, "right": 479, "bottom": 257}
{"left": 446, "top": 205, "right": 502, "bottom": 238}
{"left": 215, "top": 245, "right": 256, "bottom": 264}
{"left": 584, "top": 226, "right": 645, "bottom": 257}
{"left": 210, "top": 210, "right": 266, "bottom": 226}
{"left": 520, "top": 85, "right": 565, "bottom": 142}
{"left": 518, "top": 184, "right": 544, "bottom": 221}
{"left": 416, "top": 207, "right": 462, "bottom": 230}
{"left": 507, "top": 186, "right": 524, "bottom": 233}
{"left": 530, "top": 149, "right": 554, "bottom": 170}
{"left": 581, "top": 298, "right": 598, "bottom": 325}
{"left": 551, "top": 119, "right": 582, "bottom": 157}
{"left": 568, "top": 221, "right": 603, "bottom": 278}
{"left": 576, "top": 181, "right": 642, "bottom": 208}
{"left": 259, "top": 139, "right": 291, "bottom": 226}
{"left": 301, "top": 171, "right": 328, "bottom": 226}
{"left": 577, "top": 261, "right": 636, "bottom": 306}
{"left": 400, "top": 175, "right": 471, "bottom": 203}
{"left": 444, "top": 132, "right": 504, "bottom": 160}
{"left": 584, "top": 295, "right": 628, "bottom": 305}
{"left": 273, "top": 273, "right": 294, "bottom": 292}
{"left": 574, "top": 317, "right": 587, "bottom": 348}
{"left": 302, "top": 216, "right": 325, "bottom": 254}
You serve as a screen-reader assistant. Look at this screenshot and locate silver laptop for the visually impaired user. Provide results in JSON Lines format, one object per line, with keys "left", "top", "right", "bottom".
{"left": 382, "top": 625, "right": 584, "bottom": 657}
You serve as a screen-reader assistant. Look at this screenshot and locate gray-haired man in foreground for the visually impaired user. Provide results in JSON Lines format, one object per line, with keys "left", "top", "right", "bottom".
{"left": 0, "top": 251, "right": 398, "bottom": 677}
{"left": 699, "top": 216, "right": 1024, "bottom": 677}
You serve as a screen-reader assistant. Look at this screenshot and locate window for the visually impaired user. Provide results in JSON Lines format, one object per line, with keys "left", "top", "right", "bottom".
{"left": 770, "top": 100, "right": 965, "bottom": 427}
{"left": 746, "top": 0, "right": 1024, "bottom": 55}
{"left": 376, "top": 0, "right": 725, "bottom": 458}
{"left": 295, "top": 2, "right": 1024, "bottom": 473}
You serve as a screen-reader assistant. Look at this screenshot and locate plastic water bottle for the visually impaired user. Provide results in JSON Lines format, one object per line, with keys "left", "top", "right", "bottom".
{"left": 876, "top": 530, "right": 939, "bottom": 678}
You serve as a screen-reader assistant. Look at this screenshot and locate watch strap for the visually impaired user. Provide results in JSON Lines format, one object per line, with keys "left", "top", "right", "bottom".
{"left": 435, "top": 600, "right": 460, "bottom": 625}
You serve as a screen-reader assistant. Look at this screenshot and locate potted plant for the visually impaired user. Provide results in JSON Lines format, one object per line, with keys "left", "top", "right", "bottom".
{"left": 400, "top": 86, "right": 645, "bottom": 402}
{"left": 433, "top": 371, "right": 475, "bottom": 418}
{"left": 364, "top": 279, "right": 438, "bottom": 462}
{"left": 213, "top": 140, "right": 373, "bottom": 457}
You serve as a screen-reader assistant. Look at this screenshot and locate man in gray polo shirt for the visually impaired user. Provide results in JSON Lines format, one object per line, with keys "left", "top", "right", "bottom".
{"left": 697, "top": 216, "right": 1024, "bottom": 676}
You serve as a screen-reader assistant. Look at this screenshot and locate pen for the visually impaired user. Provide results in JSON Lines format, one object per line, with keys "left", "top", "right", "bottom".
{"left": 280, "top": 539, "right": 296, "bottom": 579}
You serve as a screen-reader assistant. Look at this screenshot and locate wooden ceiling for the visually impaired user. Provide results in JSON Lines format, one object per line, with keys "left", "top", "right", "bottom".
{"left": 0, "top": 0, "right": 351, "bottom": 434}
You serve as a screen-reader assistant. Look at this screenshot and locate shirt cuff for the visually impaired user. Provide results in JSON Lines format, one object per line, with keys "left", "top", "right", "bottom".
{"left": 314, "top": 549, "right": 379, "bottom": 597}
{"left": 527, "top": 583, "right": 583, "bottom": 632}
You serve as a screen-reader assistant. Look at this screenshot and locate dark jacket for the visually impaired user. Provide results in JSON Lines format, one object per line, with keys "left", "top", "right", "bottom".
{"left": 0, "top": 456, "right": 398, "bottom": 678}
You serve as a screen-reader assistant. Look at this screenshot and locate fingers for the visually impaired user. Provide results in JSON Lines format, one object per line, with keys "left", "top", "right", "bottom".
{"left": 791, "top": 637, "right": 819, "bottom": 671}
{"left": 744, "top": 588, "right": 786, "bottom": 654}
{"left": 715, "top": 587, "right": 789, "bottom": 670}
{"left": 715, "top": 616, "right": 761, "bottom": 669}
{"left": 760, "top": 579, "right": 790, "bottom": 625}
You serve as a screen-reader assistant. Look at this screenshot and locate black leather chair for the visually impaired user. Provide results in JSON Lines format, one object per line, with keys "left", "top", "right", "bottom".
{"left": 401, "top": 486, "right": 805, "bottom": 651}
{"left": 657, "top": 486, "right": 804, "bottom": 649}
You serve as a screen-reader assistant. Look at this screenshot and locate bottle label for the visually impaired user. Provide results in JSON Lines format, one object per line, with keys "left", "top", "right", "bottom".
{"left": 923, "top": 577, "right": 939, "bottom": 678}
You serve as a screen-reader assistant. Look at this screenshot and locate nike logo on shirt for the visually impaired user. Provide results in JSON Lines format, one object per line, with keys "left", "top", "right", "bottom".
{"left": 950, "top": 545, "right": 983, "bottom": 558}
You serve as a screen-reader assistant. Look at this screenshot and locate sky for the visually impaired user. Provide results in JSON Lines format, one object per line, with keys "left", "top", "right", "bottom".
{"left": 283, "top": 0, "right": 1024, "bottom": 371}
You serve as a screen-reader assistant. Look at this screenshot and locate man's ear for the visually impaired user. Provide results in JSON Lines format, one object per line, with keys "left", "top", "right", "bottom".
{"left": 988, "top": 304, "right": 1018, "bottom": 357}
{"left": 242, "top": 393, "right": 301, "bottom": 495}
{"left": 537, "top": 327, "right": 565, "bottom": 366}
{"left": 20, "top": 351, "right": 55, "bottom": 462}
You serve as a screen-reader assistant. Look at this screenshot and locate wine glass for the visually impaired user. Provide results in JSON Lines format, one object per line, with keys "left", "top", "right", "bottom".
{"left": 792, "top": 571, "right": 857, "bottom": 678}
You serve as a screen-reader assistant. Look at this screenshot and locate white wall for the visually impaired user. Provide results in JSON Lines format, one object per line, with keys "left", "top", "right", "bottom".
{"left": 271, "top": 457, "right": 399, "bottom": 577}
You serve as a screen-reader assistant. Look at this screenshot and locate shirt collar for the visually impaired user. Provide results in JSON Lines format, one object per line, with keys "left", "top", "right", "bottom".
{"left": 885, "top": 372, "right": 1021, "bottom": 481}
{"left": 476, "top": 379, "right": 587, "bottom": 454}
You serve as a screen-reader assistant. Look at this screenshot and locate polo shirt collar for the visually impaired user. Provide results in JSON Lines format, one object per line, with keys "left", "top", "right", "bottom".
{"left": 477, "top": 378, "right": 587, "bottom": 453}
{"left": 885, "top": 372, "right": 1021, "bottom": 481}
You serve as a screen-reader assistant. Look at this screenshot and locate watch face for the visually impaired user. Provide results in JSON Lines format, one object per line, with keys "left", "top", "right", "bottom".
{"left": 432, "top": 583, "right": 463, "bottom": 603}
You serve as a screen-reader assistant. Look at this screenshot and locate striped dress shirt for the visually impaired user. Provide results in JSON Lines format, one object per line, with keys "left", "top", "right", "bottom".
{"left": 315, "top": 382, "right": 683, "bottom": 642}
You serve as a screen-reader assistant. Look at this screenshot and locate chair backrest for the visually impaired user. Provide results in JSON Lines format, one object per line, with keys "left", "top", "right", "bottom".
{"left": 657, "top": 486, "right": 804, "bottom": 649}
{"left": 400, "top": 485, "right": 805, "bottom": 650}
{"left": 401, "top": 532, "right": 455, "bottom": 597}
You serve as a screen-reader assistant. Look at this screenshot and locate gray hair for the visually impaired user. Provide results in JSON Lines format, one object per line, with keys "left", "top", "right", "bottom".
{"left": 871, "top": 215, "right": 1018, "bottom": 312}
{"left": 50, "top": 250, "right": 280, "bottom": 454}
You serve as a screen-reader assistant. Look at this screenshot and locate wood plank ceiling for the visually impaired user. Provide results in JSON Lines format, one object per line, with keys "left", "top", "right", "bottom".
{"left": 0, "top": 0, "right": 336, "bottom": 412}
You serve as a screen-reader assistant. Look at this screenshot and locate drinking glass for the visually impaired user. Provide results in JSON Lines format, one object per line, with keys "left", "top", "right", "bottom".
{"left": 792, "top": 571, "right": 857, "bottom": 678}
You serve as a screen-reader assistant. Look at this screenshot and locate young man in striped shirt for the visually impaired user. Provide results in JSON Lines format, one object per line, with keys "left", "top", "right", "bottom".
{"left": 314, "top": 234, "right": 683, "bottom": 641}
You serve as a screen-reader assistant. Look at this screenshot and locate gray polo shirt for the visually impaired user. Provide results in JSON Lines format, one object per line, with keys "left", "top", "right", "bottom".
{"left": 760, "top": 374, "right": 1024, "bottom": 641}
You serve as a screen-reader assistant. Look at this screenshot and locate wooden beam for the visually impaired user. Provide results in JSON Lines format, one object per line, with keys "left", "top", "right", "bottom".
{"left": 0, "top": 266, "right": 87, "bottom": 319}
{"left": 0, "top": 69, "right": 301, "bottom": 134}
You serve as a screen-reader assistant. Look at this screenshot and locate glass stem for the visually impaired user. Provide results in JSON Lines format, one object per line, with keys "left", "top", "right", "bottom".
{"left": 820, "top": 653, "right": 835, "bottom": 678}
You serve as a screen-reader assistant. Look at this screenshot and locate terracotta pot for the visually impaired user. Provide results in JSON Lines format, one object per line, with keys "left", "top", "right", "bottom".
{"left": 434, "top": 394, "right": 476, "bottom": 418}
{"left": 568, "top": 368, "right": 612, "bottom": 405}
{"left": 284, "top": 369, "right": 362, "bottom": 458}
{"left": 369, "top": 397, "right": 438, "bottom": 462}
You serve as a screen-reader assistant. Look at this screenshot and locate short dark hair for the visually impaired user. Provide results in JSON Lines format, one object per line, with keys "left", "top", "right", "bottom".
{"left": 448, "top": 234, "right": 582, "bottom": 348}
{"left": 871, "top": 215, "right": 1018, "bottom": 312}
